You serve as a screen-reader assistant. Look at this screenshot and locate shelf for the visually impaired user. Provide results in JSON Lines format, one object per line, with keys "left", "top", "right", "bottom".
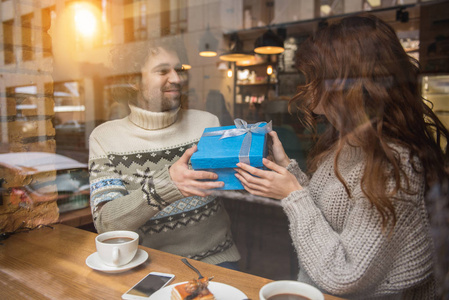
{"left": 237, "top": 82, "right": 270, "bottom": 86}
{"left": 236, "top": 61, "right": 272, "bottom": 67}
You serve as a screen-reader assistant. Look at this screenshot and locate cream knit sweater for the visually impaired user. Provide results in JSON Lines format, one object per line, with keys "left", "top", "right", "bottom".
{"left": 88, "top": 105, "right": 240, "bottom": 265}
{"left": 283, "top": 145, "right": 436, "bottom": 299}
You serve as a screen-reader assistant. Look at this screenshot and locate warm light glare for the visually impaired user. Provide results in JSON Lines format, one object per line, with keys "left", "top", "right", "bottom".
{"left": 227, "top": 68, "right": 233, "bottom": 78}
{"left": 199, "top": 51, "right": 217, "bottom": 57}
{"left": 74, "top": 5, "right": 97, "bottom": 37}
{"left": 182, "top": 64, "right": 192, "bottom": 70}
{"left": 320, "top": 5, "right": 331, "bottom": 15}
{"left": 267, "top": 65, "right": 273, "bottom": 75}
{"left": 367, "top": 0, "right": 381, "bottom": 6}
{"left": 219, "top": 53, "right": 255, "bottom": 62}
{"left": 254, "top": 46, "right": 284, "bottom": 55}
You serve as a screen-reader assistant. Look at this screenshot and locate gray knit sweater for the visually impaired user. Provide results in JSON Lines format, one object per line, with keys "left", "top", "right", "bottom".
{"left": 282, "top": 145, "right": 435, "bottom": 299}
{"left": 88, "top": 105, "right": 240, "bottom": 265}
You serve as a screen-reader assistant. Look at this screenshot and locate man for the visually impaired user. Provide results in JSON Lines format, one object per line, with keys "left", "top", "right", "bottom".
{"left": 88, "top": 38, "right": 240, "bottom": 268}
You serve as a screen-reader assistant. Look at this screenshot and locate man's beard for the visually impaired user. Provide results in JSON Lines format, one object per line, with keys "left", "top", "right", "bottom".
{"left": 138, "top": 84, "right": 181, "bottom": 112}
{"left": 160, "top": 83, "right": 181, "bottom": 111}
{"left": 159, "top": 94, "right": 180, "bottom": 111}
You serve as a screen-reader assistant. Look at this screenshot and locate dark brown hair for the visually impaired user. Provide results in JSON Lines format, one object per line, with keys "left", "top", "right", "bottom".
{"left": 290, "top": 14, "right": 449, "bottom": 228}
{"left": 109, "top": 36, "right": 189, "bottom": 106}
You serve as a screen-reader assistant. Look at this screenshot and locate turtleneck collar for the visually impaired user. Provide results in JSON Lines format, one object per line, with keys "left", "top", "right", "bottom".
{"left": 128, "top": 104, "right": 180, "bottom": 130}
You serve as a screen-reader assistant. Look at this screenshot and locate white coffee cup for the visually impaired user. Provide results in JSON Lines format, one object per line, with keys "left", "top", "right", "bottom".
{"left": 95, "top": 230, "right": 139, "bottom": 267}
{"left": 259, "top": 280, "right": 324, "bottom": 300}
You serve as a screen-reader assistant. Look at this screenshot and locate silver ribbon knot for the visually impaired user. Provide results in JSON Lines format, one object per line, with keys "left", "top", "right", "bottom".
{"left": 202, "top": 118, "right": 272, "bottom": 164}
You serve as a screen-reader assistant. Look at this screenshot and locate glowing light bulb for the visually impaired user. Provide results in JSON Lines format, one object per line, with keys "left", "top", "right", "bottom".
{"left": 227, "top": 68, "right": 233, "bottom": 78}
{"left": 267, "top": 65, "right": 273, "bottom": 75}
{"left": 74, "top": 5, "right": 97, "bottom": 37}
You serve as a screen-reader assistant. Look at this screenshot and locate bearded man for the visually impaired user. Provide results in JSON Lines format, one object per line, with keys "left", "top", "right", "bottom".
{"left": 88, "top": 38, "right": 240, "bottom": 269}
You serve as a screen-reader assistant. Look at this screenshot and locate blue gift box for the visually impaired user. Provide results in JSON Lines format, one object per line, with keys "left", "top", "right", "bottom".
{"left": 190, "top": 119, "right": 271, "bottom": 190}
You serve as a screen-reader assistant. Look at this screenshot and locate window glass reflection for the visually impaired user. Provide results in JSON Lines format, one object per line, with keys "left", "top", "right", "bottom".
{"left": 0, "top": 1, "right": 448, "bottom": 291}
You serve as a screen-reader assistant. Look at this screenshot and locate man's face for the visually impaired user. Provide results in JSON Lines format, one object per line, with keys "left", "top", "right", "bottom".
{"left": 137, "top": 47, "right": 186, "bottom": 112}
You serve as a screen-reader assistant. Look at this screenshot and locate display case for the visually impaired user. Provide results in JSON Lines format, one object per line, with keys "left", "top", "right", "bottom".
{"left": 233, "top": 60, "right": 278, "bottom": 123}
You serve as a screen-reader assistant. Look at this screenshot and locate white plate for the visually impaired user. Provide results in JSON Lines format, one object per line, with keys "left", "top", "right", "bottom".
{"left": 85, "top": 249, "right": 148, "bottom": 273}
{"left": 149, "top": 281, "right": 247, "bottom": 300}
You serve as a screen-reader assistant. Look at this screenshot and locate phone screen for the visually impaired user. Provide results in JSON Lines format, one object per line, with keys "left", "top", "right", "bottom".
{"left": 125, "top": 273, "right": 173, "bottom": 297}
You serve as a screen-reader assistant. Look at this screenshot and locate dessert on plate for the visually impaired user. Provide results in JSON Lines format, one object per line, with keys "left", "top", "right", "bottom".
{"left": 171, "top": 277, "right": 215, "bottom": 300}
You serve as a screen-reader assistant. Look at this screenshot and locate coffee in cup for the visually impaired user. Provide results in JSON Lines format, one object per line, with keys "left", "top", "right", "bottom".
{"left": 95, "top": 230, "right": 139, "bottom": 267}
{"left": 259, "top": 280, "right": 324, "bottom": 300}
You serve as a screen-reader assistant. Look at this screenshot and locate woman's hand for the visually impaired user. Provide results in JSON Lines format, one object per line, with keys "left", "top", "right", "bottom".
{"left": 235, "top": 158, "right": 302, "bottom": 200}
{"left": 267, "top": 131, "right": 290, "bottom": 168}
{"left": 170, "top": 145, "right": 224, "bottom": 197}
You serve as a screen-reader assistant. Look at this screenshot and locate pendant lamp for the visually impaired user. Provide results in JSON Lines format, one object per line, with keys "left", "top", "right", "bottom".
{"left": 199, "top": 26, "right": 218, "bottom": 57}
{"left": 219, "top": 33, "right": 254, "bottom": 62}
{"left": 177, "top": 33, "right": 192, "bottom": 69}
{"left": 254, "top": 28, "right": 285, "bottom": 55}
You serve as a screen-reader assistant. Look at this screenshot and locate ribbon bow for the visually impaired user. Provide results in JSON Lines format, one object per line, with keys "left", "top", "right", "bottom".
{"left": 202, "top": 119, "right": 272, "bottom": 164}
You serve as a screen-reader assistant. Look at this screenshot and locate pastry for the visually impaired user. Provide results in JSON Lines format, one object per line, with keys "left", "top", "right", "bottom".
{"left": 171, "top": 277, "right": 215, "bottom": 300}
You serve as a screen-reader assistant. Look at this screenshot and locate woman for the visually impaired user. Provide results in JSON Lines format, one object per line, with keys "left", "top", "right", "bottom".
{"left": 235, "top": 15, "right": 448, "bottom": 299}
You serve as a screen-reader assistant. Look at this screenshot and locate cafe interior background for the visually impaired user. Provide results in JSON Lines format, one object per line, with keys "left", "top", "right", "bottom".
{"left": 1, "top": 0, "right": 448, "bottom": 281}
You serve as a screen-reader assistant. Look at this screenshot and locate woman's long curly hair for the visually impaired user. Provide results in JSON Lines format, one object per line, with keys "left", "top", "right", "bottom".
{"left": 290, "top": 14, "right": 449, "bottom": 228}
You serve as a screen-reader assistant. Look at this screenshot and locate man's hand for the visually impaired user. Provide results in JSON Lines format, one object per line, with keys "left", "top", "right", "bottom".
{"left": 169, "top": 145, "right": 224, "bottom": 197}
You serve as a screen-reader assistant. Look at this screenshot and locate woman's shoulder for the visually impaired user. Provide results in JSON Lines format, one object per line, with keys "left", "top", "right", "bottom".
{"left": 388, "top": 143, "right": 422, "bottom": 169}
{"left": 387, "top": 143, "right": 426, "bottom": 198}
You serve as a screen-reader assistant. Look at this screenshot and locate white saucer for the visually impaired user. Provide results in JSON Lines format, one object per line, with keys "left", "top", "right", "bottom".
{"left": 86, "top": 249, "right": 148, "bottom": 273}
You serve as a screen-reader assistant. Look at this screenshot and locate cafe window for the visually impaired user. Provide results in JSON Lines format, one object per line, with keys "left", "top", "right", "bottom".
{"left": 53, "top": 81, "right": 85, "bottom": 126}
{"left": 99, "top": 0, "right": 113, "bottom": 45}
{"left": 6, "top": 85, "right": 52, "bottom": 144}
{"left": 3, "top": 19, "right": 15, "bottom": 64}
{"left": 124, "top": 0, "right": 149, "bottom": 42}
{"left": 89, "top": 0, "right": 112, "bottom": 46}
{"left": 42, "top": 6, "right": 56, "bottom": 57}
{"left": 53, "top": 81, "right": 86, "bottom": 151}
{"left": 1, "top": 0, "right": 449, "bottom": 289}
{"left": 10, "top": 85, "right": 38, "bottom": 119}
{"left": 160, "top": 0, "right": 187, "bottom": 36}
{"left": 21, "top": 13, "right": 34, "bottom": 61}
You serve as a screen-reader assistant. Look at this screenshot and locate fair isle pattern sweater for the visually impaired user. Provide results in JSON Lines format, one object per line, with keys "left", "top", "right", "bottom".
{"left": 88, "top": 105, "right": 240, "bottom": 265}
{"left": 283, "top": 145, "right": 435, "bottom": 300}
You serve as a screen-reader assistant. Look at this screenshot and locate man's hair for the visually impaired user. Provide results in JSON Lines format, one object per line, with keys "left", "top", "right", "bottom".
{"left": 111, "top": 36, "right": 188, "bottom": 74}
{"left": 109, "top": 35, "right": 188, "bottom": 104}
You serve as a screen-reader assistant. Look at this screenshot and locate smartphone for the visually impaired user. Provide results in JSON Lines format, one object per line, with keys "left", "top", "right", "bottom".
{"left": 121, "top": 272, "right": 175, "bottom": 300}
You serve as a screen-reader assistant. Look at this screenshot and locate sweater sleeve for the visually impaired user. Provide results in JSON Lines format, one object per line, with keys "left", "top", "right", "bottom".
{"left": 89, "top": 134, "right": 184, "bottom": 233}
{"left": 287, "top": 159, "right": 310, "bottom": 186}
{"left": 281, "top": 157, "right": 433, "bottom": 297}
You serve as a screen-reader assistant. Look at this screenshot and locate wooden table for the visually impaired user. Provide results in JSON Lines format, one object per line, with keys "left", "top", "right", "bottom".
{"left": 0, "top": 224, "right": 344, "bottom": 300}
{"left": 58, "top": 207, "right": 93, "bottom": 227}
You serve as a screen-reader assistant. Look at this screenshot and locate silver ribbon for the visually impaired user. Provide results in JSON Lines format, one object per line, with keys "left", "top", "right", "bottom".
{"left": 202, "top": 118, "right": 272, "bottom": 164}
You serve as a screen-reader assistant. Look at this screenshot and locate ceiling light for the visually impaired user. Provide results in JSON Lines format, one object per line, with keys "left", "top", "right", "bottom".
{"left": 217, "top": 62, "right": 228, "bottom": 71}
{"left": 219, "top": 33, "right": 255, "bottom": 62}
{"left": 199, "top": 26, "right": 218, "bottom": 57}
{"left": 254, "top": 29, "right": 284, "bottom": 55}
